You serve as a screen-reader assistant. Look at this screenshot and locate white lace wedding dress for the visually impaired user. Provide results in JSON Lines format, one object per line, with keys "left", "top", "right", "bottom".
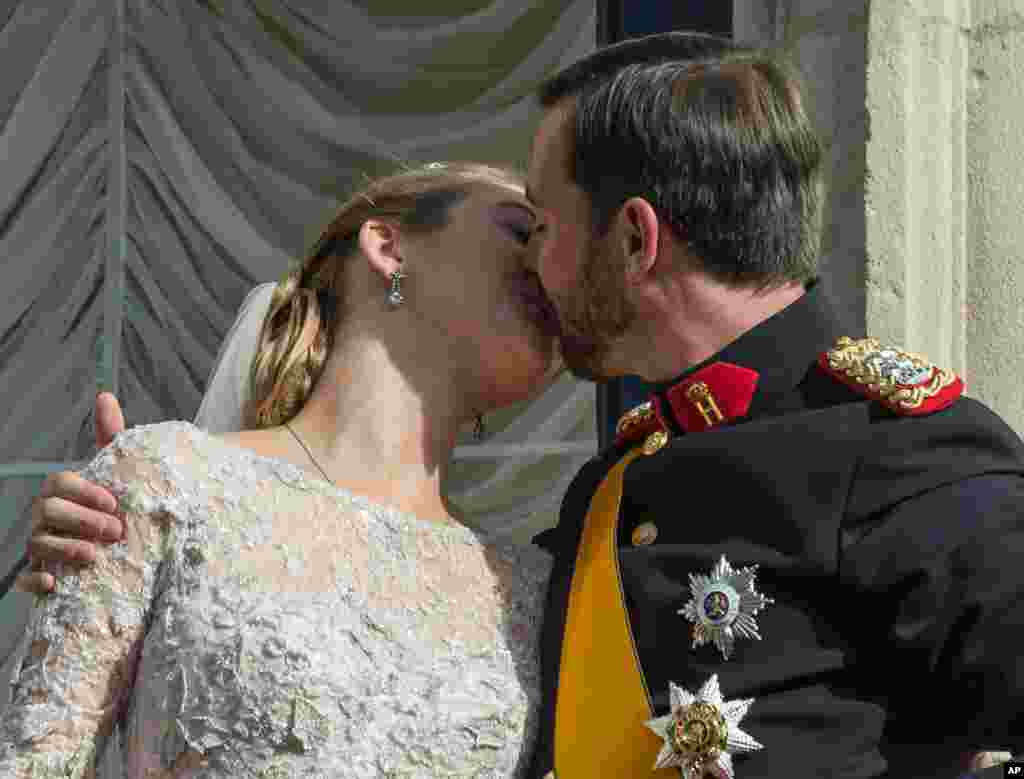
{"left": 0, "top": 421, "right": 551, "bottom": 778}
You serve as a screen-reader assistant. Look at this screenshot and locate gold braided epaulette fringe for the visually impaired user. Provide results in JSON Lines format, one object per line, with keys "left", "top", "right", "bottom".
{"left": 816, "top": 337, "right": 964, "bottom": 415}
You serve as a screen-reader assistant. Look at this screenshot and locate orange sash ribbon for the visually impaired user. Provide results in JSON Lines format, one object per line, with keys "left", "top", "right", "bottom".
{"left": 554, "top": 447, "right": 676, "bottom": 777}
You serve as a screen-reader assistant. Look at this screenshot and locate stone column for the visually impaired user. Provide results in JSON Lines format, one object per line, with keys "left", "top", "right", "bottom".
{"left": 963, "top": 0, "right": 1024, "bottom": 420}
{"left": 864, "top": 0, "right": 969, "bottom": 396}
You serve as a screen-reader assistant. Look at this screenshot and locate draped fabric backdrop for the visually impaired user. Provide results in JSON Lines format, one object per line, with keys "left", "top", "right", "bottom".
{"left": 0, "top": 0, "right": 597, "bottom": 705}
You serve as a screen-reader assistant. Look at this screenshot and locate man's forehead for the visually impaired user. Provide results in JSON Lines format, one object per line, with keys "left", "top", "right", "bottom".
{"left": 526, "top": 102, "right": 574, "bottom": 206}
{"left": 524, "top": 129, "right": 546, "bottom": 205}
{"left": 524, "top": 151, "right": 542, "bottom": 207}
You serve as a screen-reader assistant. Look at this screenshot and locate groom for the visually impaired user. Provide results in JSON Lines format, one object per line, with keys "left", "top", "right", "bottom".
{"left": 18, "top": 33, "right": 1024, "bottom": 778}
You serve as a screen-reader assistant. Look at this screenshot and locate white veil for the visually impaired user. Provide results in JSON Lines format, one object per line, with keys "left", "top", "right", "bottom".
{"left": 192, "top": 283, "right": 277, "bottom": 434}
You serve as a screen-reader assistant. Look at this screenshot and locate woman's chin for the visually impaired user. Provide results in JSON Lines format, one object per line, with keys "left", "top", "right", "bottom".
{"left": 480, "top": 301, "right": 560, "bottom": 397}
{"left": 485, "top": 340, "right": 559, "bottom": 406}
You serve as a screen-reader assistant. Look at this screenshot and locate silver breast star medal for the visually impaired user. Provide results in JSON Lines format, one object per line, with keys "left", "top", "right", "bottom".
{"left": 679, "top": 555, "right": 774, "bottom": 660}
{"left": 645, "top": 674, "right": 763, "bottom": 778}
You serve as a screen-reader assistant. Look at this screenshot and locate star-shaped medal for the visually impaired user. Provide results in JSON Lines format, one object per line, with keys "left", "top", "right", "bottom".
{"left": 679, "top": 555, "right": 774, "bottom": 660}
{"left": 645, "top": 675, "right": 763, "bottom": 779}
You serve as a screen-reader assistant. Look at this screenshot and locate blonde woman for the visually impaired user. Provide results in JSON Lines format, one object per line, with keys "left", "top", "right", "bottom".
{"left": 1, "top": 163, "right": 562, "bottom": 777}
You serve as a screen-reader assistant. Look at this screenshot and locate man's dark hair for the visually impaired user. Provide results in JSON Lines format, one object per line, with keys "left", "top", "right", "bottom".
{"left": 538, "top": 33, "right": 824, "bottom": 292}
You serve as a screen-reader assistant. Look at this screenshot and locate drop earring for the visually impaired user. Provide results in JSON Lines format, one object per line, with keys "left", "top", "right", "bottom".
{"left": 387, "top": 270, "right": 406, "bottom": 307}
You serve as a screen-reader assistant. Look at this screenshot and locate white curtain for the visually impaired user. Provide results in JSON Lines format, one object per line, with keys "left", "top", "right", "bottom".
{"left": 0, "top": 0, "right": 597, "bottom": 705}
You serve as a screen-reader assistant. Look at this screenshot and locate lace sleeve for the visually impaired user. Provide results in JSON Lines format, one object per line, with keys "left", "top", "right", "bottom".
{"left": 0, "top": 426, "right": 181, "bottom": 777}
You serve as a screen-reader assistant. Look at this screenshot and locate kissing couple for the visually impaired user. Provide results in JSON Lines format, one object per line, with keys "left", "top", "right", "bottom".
{"left": 7, "top": 30, "right": 1023, "bottom": 779}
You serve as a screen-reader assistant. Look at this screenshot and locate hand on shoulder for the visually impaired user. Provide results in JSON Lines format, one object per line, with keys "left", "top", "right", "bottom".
{"left": 18, "top": 392, "right": 126, "bottom": 595}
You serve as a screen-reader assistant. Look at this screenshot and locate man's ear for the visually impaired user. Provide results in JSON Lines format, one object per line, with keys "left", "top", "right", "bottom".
{"left": 357, "top": 219, "right": 404, "bottom": 280}
{"left": 618, "top": 197, "right": 660, "bottom": 282}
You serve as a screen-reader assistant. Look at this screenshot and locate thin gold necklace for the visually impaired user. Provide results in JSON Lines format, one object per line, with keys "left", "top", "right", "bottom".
{"left": 283, "top": 421, "right": 334, "bottom": 486}
{"left": 283, "top": 420, "right": 456, "bottom": 527}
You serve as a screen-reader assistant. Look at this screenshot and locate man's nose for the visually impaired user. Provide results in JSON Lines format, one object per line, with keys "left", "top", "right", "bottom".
{"left": 522, "top": 241, "right": 541, "bottom": 273}
{"left": 523, "top": 250, "right": 539, "bottom": 273}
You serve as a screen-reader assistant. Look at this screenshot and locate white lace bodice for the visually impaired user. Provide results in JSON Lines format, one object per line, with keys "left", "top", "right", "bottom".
{"left": 0, "top": 421, "right": 551, "bottom": 777}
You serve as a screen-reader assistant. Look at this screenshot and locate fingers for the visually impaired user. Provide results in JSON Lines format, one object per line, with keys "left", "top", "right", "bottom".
{"left": 25, "top": 464, "right": 124, "bottom": 594}
{"left": 32, "top": 494, "right": 122, "bottom": 542}
{"left": 28, "top": 471, "right": 123, "bottom": 575}
{"left": 35, "top": 470, "right": 119, "bottom": 524}
{"left": 27, "top": 533, "right": 98, "bottom": 566}
{"left": 95, "top": 391, "right": 126, "bottom": 449}
{"left": 14, "top": 570, "right": 55, "bottom": 595}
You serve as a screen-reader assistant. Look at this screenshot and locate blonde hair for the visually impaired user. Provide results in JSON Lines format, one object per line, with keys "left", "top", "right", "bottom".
{"left": 243, "top": 162, "right": 524, "bottom": 429}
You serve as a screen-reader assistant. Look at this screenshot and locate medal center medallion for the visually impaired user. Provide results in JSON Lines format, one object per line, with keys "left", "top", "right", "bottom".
{"left": 699, "top": 585, "right": 739, "bottom": 626}
{"left": 672, "top": 702, "right": 728, "bottom": 766}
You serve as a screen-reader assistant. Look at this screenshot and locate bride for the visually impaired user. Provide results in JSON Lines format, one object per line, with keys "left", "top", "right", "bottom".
{"left": 0, "top": 162, "right": 563, "bottom": 777}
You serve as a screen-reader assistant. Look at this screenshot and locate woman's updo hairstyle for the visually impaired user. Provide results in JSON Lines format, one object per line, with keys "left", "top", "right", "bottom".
{"left": 244, "top": 161, "right": 523, "bottom": 429}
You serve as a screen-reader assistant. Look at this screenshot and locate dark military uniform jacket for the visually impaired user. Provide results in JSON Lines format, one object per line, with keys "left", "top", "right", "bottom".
{"left": 527, "top": 278, "right": 1024, "bottom": 778}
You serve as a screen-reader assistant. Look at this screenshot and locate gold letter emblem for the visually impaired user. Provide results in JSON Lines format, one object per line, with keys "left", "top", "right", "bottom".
{"left": 686, "top": 382, "right": 725, "bottom": 427}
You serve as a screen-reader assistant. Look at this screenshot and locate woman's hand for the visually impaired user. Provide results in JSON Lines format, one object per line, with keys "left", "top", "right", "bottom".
{"left": 16, "top": 392, "right": 127, "bottom": 594}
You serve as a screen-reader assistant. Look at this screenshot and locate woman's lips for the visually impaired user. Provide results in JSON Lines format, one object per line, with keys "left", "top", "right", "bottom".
{"left": 510, "top": 273, "right": 561, "bottom": 336}
{"left": 523, "top": 299, "right": 551, "bottom": 325}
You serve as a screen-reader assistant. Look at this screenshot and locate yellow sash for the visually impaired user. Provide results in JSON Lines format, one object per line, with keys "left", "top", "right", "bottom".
{"left": 554, "top": 447, "right": 676, "bottom": 777}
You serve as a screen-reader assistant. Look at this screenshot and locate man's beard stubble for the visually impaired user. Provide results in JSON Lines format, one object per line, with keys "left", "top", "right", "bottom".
{"left": 555, "top": 233, "right": 638, "bottom": 383}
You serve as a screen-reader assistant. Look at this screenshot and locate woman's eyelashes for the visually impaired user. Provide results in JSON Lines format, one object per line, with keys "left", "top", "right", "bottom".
{"left": 508, "top": 224, "right": 532, "bottom": 244}
{"left": 494, "top": 204, "right": 535, "bottom": 245}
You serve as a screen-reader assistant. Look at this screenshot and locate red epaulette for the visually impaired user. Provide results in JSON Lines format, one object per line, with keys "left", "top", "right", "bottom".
{"left": 614, "top": 362, "right": 761, "bottom": 451}
{"left": 816, "top": 336, "right": 964, "bottom": 416}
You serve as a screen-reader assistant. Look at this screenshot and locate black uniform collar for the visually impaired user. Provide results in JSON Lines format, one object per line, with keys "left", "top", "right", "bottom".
{"left": 641, "top": 277, "right": 855, "bottom": 436}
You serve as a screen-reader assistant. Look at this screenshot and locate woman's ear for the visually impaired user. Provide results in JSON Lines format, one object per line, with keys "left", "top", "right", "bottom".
{"left": 358, "top": 219, "right": 404, "bottom": 279}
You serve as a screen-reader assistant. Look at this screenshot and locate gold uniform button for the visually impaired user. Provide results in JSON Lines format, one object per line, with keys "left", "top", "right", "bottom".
{"left": 642, "top": 430, "right": 668, "bottom": 454}
{"left": 631, "top": 521, "right": 658, "bottom": 546}
{"left": 616, "top": 401, "right": 653, "bottom": 435}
